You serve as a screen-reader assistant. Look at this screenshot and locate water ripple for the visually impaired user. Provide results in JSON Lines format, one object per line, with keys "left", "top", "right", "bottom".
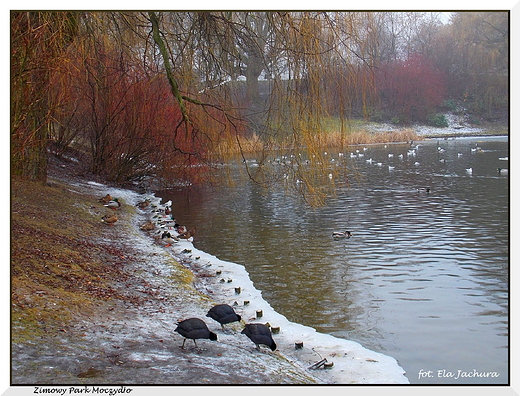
{"left": 162, "top": 137, "right": 509, "bottom": 385}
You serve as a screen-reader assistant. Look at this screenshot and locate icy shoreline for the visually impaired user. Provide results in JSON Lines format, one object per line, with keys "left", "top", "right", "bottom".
{"left": 169, "top": 239, "right": 409, "bottom": 384}
{"left": 87, "top": 180, "right": 409, "bottom": 384}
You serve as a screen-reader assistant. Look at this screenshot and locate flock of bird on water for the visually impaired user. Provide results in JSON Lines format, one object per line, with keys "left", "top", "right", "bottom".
{"left": 259, "top": 140, "right": 507, "bottom": 191}
{"left": 97, "top": 192, "right": 277, "bottom": 351}
{"left": 345, "top": 140, "right": 508, "bottom": 177}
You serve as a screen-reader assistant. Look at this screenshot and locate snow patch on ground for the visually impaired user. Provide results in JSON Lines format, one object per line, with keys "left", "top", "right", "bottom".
{"left": 366, "top": 112, "right": 487, "bottom": 137}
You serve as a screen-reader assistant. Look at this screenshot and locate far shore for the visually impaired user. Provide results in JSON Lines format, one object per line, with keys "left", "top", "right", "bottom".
{"left": 230, "top": 119, "right": 508, "bottom": 154}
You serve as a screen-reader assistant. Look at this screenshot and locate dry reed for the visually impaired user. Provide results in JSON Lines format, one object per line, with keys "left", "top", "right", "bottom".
{"left": 221, "top": 127, "right": 419, "bottom": 154}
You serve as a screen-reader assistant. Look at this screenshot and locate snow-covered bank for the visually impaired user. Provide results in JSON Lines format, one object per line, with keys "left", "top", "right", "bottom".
{"left": 368, "top": 122, "right": 485, "bottom": 138}
{"left": 83, "top": 180, "right": 408, "bottom": 384}
{"left": 365, "top": 112, "right": 505, "bottom": 138}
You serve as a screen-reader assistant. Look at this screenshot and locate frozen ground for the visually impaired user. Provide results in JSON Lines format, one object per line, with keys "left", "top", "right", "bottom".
{"left": 11, "top": 179, "right": 408, "bottom": 385}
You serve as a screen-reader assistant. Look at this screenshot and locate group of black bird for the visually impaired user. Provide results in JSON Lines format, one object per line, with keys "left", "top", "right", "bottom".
{"left": 136, "top": 199, "right": 277, "bottom": 352}
{"left": 175, "top": 304, "right": 277, "bottom": 352}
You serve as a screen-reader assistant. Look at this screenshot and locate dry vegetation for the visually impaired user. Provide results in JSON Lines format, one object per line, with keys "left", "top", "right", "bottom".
{"left": 11, "top": 176, "right": 148, "bottom": 343}
{"left": 222, "top": 127, "right": 419, "bottom": 154}
{"left": 321, "top": 128, "right": 419, "bottom": 147}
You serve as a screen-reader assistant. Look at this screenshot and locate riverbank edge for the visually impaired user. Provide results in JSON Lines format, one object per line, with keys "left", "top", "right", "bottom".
{"left": 11, "top": 156, "right": 409, "bottom": 385}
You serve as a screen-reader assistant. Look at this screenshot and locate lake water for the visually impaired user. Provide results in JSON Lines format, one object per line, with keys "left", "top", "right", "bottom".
{"left": 158, "top": 136, "right": 509, "bottom": 384}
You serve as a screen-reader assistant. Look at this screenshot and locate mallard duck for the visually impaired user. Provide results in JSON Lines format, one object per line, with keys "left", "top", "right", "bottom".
{"left": 175, "top": 318, "right": 217, "bottom": 349}
{"left": 158, "top": 219, "right": 178, "bottom": 230}
{"left": 470, "top": 143, "right": 483, "bottom": 153}
{"left": 101, "top": 214, "right": 118, "bottom": 225}
{"left": 175, "top": 224, "right": 187, "bottom": 234}
{"left": 160, "top": 230, "right": 178, "bottom": 247}
{"left": 178, "top": 227, "right": 196, "bottom": 240}
{"left": 137, "top": 199, "right": 151, "bottom": 210}
{"left": 98, "top": 194, "right": 113, "bottom": 204}
{"left": 104, "top": 198, "right": 121, "bottom": 210}
{"left": 497, "top": 168, "right": 508, "bottom": 175}
{"left": 332, "top": 230, "right": 353, "bottom": 238}
{"left": 241, "top": 323, "right": 277, "bottom": 351}
{"left": 140, "top": 221, "right": 155, "bottom": 231}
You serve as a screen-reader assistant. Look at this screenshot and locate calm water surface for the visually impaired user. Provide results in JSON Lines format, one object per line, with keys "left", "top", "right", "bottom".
{"left": 159, "top": 136, "right": 509, "bottom": 384}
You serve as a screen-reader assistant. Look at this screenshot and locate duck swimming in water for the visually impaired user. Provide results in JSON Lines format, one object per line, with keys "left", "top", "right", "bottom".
{"left": 332, "top": 230, "right": 353, "bottom": 238}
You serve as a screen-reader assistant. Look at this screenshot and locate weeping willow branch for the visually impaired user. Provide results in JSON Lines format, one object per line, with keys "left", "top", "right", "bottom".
{"left": 148, "top": 11, "right": 189, "bottom": 123}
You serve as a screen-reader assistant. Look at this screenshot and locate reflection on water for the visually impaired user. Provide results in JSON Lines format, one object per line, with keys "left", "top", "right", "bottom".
{"left": 159, "top": 136, "right": 509, "bottom": 384}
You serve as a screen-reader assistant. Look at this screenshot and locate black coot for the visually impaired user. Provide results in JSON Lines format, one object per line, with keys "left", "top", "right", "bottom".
{"left": 206, "top": 304, "right": 242, "bottom": 328}
{"left": 241, "top": 323, "right": 277, "bottom": 351}
{"left": 175, "top": 318, "right": 218, "bottom": 348}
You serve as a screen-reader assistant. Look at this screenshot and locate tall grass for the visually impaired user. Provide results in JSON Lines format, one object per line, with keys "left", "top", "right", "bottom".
{"left": 224, "top": 125, "right": 419, "bottom": 154}
{"left": 325, "top": 128, "right": 418, "bottom": 146}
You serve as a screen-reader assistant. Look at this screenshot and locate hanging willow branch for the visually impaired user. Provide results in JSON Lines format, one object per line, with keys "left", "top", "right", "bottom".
{"left": 148, "top": 11, "right": 190, "bottom": 123}
{"left": 148, "top": 12, "right": 241, "bottom": 122}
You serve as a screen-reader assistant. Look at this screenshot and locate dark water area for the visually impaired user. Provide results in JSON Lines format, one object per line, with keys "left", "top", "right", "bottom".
{"left": 157, "top": 136, "right": 509, "bottom": 384}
